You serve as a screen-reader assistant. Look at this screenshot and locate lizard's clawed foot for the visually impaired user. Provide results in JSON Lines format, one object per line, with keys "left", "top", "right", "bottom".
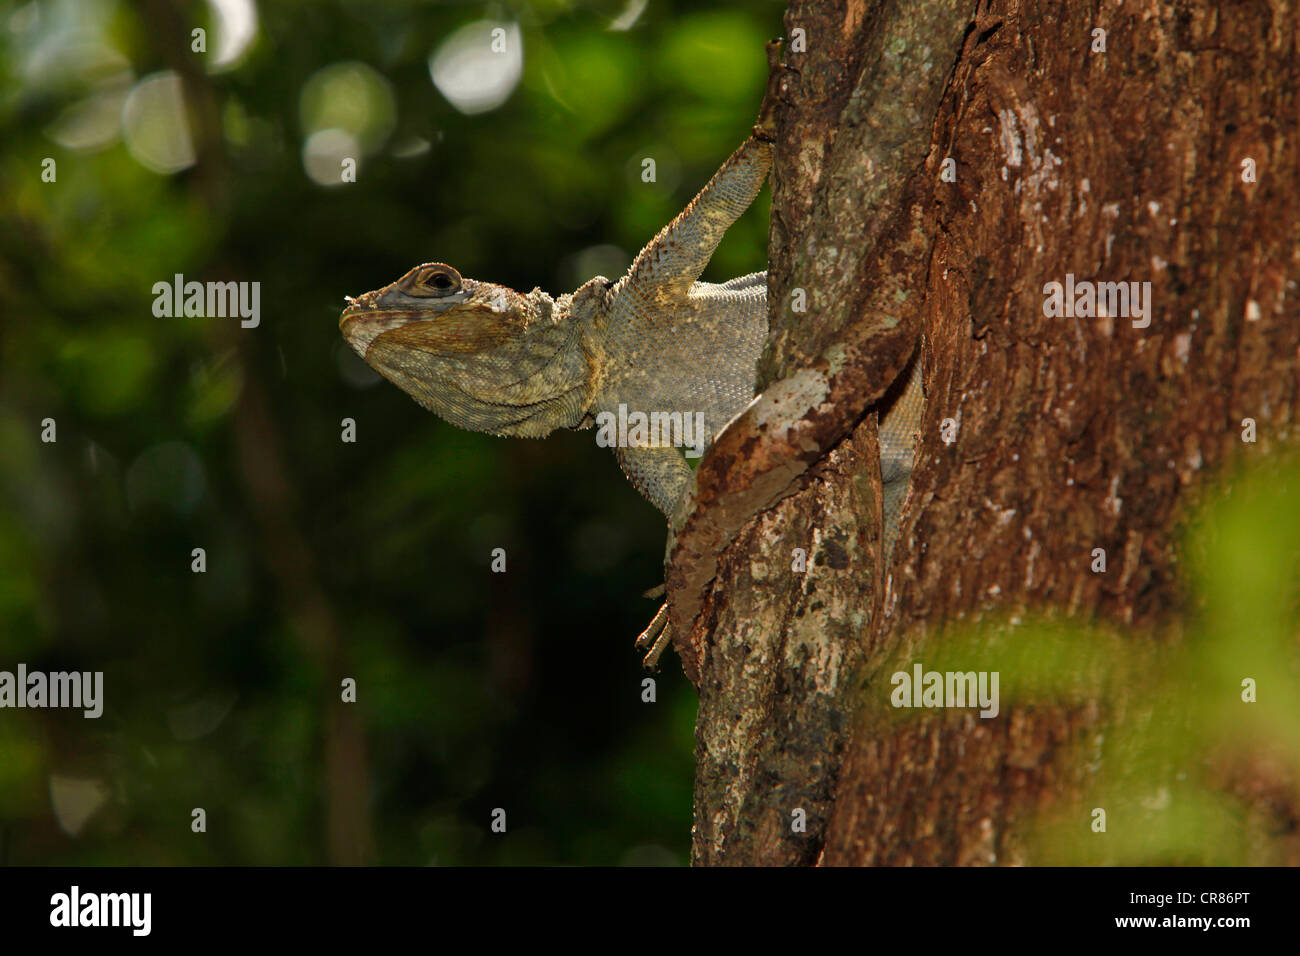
{"left": 635, "top": 600, "right": 675, "bottom": 670}
{"left": 754, "top": 38, "right": 795, "bottom": 141}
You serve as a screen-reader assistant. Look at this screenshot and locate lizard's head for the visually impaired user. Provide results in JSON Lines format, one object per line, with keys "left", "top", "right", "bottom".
{"left": 340, "top": 262, "right": 590, "bottom": 436}
{"left": 340, "top": 262, "right": 523, "bottom": 356}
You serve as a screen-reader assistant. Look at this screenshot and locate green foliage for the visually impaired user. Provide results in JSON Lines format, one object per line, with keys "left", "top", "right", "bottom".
{"left": 863, "top": 456, "right": 1300, "bottom": 864}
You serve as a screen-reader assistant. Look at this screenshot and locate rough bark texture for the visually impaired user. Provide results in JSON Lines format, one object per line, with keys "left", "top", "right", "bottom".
{"left": 686, "top": 0, "right": 1300, "bottom": 866}
{"left": 684, "top": 0, "right": 971, "bottom": 866}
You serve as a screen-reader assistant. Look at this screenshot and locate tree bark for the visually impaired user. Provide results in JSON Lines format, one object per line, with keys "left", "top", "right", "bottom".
{"left": 678, "top": 0, "right": 1300, "bottom": 866}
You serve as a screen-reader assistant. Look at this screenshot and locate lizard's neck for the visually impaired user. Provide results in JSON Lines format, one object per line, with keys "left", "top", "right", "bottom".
{"left": 446, "top": 288, "right": 595, "bottom": 439}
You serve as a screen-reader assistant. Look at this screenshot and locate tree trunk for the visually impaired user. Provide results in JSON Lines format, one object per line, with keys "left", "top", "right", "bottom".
{"left": 675, "top": 0, "right": 1300, "bottom": 866}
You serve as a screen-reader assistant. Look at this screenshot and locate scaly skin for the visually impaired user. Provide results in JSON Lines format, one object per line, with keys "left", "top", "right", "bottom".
{"left": 340, "top": 135, "right": 773, "bottom": 519}
{"left": 339, "top": 44, "right": 923, "bottom": 667}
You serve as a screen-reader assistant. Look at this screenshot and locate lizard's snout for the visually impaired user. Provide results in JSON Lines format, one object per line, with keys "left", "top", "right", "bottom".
{"left": 339, "top": 298, "right": 420, "bottom": 359}
{"left": 339, "top": 304, "right": 376, "bottom": 357}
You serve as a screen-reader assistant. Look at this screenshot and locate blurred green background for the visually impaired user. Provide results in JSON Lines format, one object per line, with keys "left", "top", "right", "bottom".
{"left": 0, "top": 0, "right": 783, "bottom": 864}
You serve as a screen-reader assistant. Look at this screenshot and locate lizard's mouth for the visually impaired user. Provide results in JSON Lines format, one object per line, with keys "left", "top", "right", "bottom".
{"left": 339, "top": 306, "right": 430, "bottom": 358}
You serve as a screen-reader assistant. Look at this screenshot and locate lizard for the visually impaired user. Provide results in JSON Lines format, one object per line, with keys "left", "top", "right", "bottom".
{"left": 339, "top": 43, "right": 923, "bottom": 669}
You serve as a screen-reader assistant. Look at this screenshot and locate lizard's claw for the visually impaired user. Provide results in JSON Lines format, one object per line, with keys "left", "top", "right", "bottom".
{"left": 754, "top": 38, "right": 795, "bottom": 141}
{"left": 635, "top": 601, "right": 674, "bottom": 670}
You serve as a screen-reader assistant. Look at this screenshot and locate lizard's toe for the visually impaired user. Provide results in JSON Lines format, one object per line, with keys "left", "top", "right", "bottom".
{"left": 635, "top": 601, "right": 674, "bottom": 669}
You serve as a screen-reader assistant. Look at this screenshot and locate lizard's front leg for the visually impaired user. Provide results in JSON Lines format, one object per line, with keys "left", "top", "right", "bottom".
{"left": 604, "top": 42, "right": 792, "bottom": 668}
{"left": 615, "top": 445, "right": 693, "bottom": 518}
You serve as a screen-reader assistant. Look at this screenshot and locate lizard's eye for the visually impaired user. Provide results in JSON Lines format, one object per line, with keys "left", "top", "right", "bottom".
{"left": 411, "top": 264, "right": 463, "bottom": 297}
